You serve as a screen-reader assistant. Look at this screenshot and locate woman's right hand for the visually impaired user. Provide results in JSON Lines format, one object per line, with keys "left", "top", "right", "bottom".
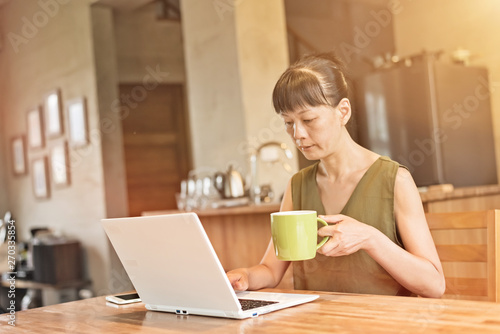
{"left": 226, "top": 269, "right": 250, "bottom": 291}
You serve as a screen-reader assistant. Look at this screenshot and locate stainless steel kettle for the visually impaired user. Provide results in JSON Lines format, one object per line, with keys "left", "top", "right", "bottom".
{"left": 214, "top": 165, "right": 245, "bottom": 198}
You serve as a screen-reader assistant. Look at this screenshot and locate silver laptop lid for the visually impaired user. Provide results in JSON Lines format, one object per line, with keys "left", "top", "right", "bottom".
{"left": 102, "top": 213, "right": 242, "bottom": 313}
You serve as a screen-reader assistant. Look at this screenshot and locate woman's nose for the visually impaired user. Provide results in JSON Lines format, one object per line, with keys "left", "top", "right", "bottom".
{"left": 293, "top": 123, "right": 306, "bottom": 139}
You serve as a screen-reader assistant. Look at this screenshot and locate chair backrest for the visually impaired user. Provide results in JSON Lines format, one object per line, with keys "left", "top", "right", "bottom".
{"left": 426, "top": 210, "right": 500, "bottom": 302}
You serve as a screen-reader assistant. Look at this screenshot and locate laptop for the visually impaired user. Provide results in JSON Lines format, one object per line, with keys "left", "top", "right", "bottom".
{"left": 101, "top": 213, "right": 319, "bottom": 319}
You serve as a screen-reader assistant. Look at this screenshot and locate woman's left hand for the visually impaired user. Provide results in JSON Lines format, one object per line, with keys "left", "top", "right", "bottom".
{"left": 317, "top": 214, "right": 376, "bottom": 257}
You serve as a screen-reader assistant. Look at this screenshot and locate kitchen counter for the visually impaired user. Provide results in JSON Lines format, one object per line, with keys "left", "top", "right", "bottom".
{"left": 420, "top": 184, "right": 500, "bottom": 201}
{"left": 143, "top": 184, "right": 500, "bottom": 216}
{"left": 419, "top": 184, "right": 500, "bottom": 212}
{"left": 142, "top": 202, "right": 281, "bottom": 217}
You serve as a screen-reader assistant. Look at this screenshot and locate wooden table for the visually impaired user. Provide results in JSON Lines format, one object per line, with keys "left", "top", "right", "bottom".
{"left": 2, "top": 289, "right": 500, "bottom": 333}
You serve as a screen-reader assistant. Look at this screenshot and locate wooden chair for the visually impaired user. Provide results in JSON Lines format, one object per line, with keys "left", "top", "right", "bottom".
{"left": 426, "top": 210, "right": 500, "bottom": 302}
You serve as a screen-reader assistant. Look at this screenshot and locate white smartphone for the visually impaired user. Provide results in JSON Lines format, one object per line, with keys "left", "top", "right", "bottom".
{"left": 106, "top": 292, "right": 141, "bottom": 305}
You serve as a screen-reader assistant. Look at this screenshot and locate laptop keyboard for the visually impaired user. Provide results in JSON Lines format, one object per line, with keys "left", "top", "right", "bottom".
{"left": 238, "top": 299, "right": 278, "bottom": 311}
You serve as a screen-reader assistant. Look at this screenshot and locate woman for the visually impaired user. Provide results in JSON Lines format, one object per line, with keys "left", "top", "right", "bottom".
{"left": 227, "top": 53, "right": 445, "bottom": 298}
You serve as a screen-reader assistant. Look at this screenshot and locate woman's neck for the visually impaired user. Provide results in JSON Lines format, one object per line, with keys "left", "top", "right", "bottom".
{"left": 318, "top": 131, "right": 379, "bottom": 182}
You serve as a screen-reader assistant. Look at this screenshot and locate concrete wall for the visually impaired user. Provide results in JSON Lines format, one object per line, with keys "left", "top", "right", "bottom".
{"left": 0, "top": 0, "right": 113, "bottom": 295}
{"left": 0, "top": 0, "right": 192, "bottom": 295}
{"left": 181, "top": 0, "right": 248, "bottom": 174}
{"left": 90, "top": 4, "right": 131, "bottom": 294}
{"left": 181, "top": 0, "right": 297, "bottom": 200}
{"left": 235, "top": 0, "right": 296, "bottom": 198}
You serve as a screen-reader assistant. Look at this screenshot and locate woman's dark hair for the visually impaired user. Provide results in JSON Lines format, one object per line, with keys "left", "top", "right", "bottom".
{"left": 272, "top": 53, "right": 350, "bottom": 114}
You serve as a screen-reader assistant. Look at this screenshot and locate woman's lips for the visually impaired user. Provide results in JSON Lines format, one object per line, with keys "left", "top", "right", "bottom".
{"left": 299, "top": 145, "right": 313, "bottom": 151}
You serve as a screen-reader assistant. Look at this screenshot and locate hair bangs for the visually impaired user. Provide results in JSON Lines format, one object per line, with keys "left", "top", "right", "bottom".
{"left": 272, "top": 69, "right": 330, "bottom": 114}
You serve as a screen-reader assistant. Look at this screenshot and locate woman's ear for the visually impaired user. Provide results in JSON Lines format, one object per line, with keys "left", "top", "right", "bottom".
{"left": 337, "top": 98, "right": 351, "bottom": 126}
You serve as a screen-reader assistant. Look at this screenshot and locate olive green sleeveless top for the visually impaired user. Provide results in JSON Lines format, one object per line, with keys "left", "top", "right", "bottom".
{"left": 291, "top": 156, "right": 412, "bottom": 296}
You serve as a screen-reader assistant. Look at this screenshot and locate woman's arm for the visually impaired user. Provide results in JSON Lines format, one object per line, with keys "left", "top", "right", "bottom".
{"left": 317, "top": 167, "right": 445, "bottom": 297}
{"left": 390, "top": 167, "right": 445, "bottom": 297}
{"left": 227, "top": 180, "right": 293, "bottom": 291}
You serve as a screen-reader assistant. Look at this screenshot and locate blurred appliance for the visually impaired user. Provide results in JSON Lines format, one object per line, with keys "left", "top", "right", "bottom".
{"left": 33, "top": 238, "right": 82, "bottom": 284}
{"left": 213, "top": 165, "right": 245, "bottom": 199}
{"left": 250, "top": 141, "right": 294, "bottom": 204}
{"left": 354, "top": 53, "right": 498, "bottom": 187}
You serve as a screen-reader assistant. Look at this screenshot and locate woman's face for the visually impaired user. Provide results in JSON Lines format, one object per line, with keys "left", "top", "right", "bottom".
{"left": 281, "top": 104, "right": 343, "bottom": 161}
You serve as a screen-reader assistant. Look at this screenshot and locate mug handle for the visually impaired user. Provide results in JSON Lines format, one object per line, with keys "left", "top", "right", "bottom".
{"left": 316, "top": 217, "right": 329, "bottom": 249}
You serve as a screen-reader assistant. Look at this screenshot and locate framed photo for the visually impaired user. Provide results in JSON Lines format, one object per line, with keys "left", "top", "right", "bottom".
{"left": 11, "top": 136, "right": 27, "bottom": 176}
{"left": 44, "top": 89, "right": 63, "bottom": 138}
{"left": 67, "top": 97, "right": 89, "bottom": 147}
{"left": 50, "top": 142, "right": 70, "bottom": 187}
{"left": 32, "top": 157, "right": 50, "bottom": 199}
{"left": 27, "top": 107, "right": 44, "bottom": 149}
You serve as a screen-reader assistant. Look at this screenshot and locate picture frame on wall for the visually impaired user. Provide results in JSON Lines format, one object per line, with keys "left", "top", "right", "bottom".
{"left": 44, "top": 89, "right": 63, "bottom": 138}
{"left": 50, "top": 142, "right": 70, "bottom": 187}
{"left": 32, "top": 157, "right": 50, "bottom": 199}
{"left": 67, "top": 97, "right": 89, "bottom": 147}
{"left": 27, "top": 107, "right": 44, "bottom": 149}
{"left": 11, "top": 136, "right": 27, "bottom": 176}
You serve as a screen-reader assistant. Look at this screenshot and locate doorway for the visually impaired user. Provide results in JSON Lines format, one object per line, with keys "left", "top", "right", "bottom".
{"left": 120, "top": 84, "right": 191, "bottom": 216}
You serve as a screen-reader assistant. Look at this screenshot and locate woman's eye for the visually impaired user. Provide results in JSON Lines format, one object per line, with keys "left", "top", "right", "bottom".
{"left": 303, "top": 118, "right": 315, "bottom": 124}
{"left": 284, "top": 121, "right": 293, "bottom": 127}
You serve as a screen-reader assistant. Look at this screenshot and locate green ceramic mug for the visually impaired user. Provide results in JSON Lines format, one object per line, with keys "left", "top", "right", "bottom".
{"left": 271, "top": 210, "right": 329, "bottom": 261}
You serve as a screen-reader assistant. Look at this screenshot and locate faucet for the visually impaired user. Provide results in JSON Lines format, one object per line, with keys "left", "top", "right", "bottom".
{"left": 250, "top": 141, "right": 294, "bottom": 204}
